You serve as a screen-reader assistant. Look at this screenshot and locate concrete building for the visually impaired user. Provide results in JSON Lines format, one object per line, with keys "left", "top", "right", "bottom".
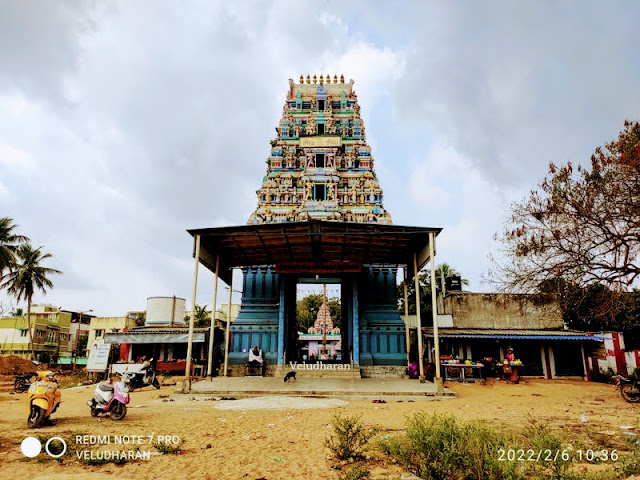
{"left": 104, "top": 297, "right": 227, "bottom": 376}
{"left": 0, "top": 304, "right": 71, "bottom": 361}
{"left": 416, "top": 292, "right": 602, "bottom": 380}
{"left": 87, "top": 316, "right": 137, "bottom": 355}
{"left": 214, "top": 303, "right": 240, "bottom": 328}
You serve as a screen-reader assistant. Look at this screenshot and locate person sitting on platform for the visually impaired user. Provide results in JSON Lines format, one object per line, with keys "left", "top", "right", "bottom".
{"left": 246, "top": 345, "right": 266, "bottom": 376}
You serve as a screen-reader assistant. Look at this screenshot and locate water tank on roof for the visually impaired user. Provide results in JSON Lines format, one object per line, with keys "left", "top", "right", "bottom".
{"left": 145, "top": 296, "right": 186, "bottom": 326}
{"left": 445, "top": 275, "right": 462, "bottom": 292}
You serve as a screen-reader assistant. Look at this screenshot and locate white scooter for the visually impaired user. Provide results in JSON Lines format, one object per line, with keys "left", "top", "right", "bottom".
{"left": 88, "top": 376, "right": 130, "bottom": 420}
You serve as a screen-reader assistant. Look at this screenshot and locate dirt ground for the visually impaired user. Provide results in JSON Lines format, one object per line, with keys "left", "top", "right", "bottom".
{"left": 0, "top": 377, "right": 638, "bottom": 480}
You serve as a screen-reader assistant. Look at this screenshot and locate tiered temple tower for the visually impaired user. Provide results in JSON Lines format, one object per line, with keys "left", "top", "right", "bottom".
{"left": 312, "top": 299, "right": 335, "bottom": 334}
{"left": 248, "top": 74, "right": 392, "bottom": 225}
{"left": 229, "top": 76, "right": 405, "bottom": 369}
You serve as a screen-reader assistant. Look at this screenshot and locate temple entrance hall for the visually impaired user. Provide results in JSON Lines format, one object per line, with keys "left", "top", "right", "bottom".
{"left": 180, "top": 76, "right": 445, "bottom": 392}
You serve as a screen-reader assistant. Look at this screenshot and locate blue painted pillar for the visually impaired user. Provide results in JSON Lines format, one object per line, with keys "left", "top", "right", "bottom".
{"left": 353, "top": 277, "right": 360, "bottom": 365}
{"left": 277, "top": 277, "right": 285, "bottom": 365}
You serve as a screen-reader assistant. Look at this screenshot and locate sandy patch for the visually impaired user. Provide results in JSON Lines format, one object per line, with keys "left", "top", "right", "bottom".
{"left": 214, "top": 395, "right": 349, "bottom": 410}
{"left": 0, "top": 378, "right": 639, "bottom": 479}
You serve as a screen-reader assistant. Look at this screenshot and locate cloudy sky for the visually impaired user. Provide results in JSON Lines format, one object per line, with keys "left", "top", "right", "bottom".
{"left": 1, "top": 1, "right": 639, "bottom": 316}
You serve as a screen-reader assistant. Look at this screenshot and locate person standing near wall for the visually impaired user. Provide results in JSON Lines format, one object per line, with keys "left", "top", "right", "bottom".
{"left": 506, "top": 348, "right": 519, "bottom": 384}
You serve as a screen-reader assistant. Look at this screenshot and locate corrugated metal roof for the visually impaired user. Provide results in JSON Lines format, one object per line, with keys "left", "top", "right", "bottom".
{"left": 423, "top": 328, "right": 604, "bottom": 341}
{"left": 103, "top": 327, "right": 211, "bottom": 344}
{"left": 188, "top": 221, "right": 442, "bottom": 282}
{"left": 117, "top": 327, "right": 211, "bottom": 334}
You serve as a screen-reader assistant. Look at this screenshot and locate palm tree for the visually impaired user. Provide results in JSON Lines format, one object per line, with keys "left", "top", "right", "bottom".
{"left": 185, "top": 304, "right": 211, "bottom": 327}
{"left": 398, "top": 263, "right": 469, "bottom": 319}
{"left": 194, "top": 304, "right": 211, "bottom": 327}
{"left": 1, "top": 244, "right": 62, "bottom": 360}
{"left": 0, "top": 217, "right": 29, "bottom": 277}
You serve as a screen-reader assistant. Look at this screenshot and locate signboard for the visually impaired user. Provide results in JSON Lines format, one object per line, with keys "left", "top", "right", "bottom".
{"left": 86, "top": 343, "right": 111, "bottom": 372}
{"left": 300, "top": 136, "right": 341, "bottom": 148}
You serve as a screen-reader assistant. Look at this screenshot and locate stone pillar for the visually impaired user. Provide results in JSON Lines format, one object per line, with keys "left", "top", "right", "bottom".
{"left": 277, "top": 278, "right": 285, "bottom": 366}
{"left": 353, "top": 277, "right": 359, "bottom": 365}
{"left": 229, "top": 266, "right": 280, "bottom": 368}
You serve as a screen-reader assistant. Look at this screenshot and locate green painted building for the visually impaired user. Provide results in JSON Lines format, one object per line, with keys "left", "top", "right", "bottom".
{"left": 0, "top": 304, "right": 71, "bottom": 360}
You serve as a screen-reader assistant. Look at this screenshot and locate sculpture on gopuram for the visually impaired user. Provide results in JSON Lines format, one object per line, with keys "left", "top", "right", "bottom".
{"left": 248, "top": 75, "right": 392, "bottom": 225}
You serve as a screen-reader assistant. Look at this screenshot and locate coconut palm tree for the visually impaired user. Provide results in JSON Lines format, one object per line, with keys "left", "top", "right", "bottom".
{"left": 398, "top": 263, "right": 469, "bottom": 318}
{"left": 0, "top": 217, "right": 29, "bottom": 277}
{"left": 192, "top": 304, "right": 211, "bottom": 327}
{"left": 1, "top": 244, "right": 62, "bottom": 360}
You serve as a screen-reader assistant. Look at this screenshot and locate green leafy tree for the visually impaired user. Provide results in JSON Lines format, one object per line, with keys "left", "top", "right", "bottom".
{"left": 134, "top": 312, "right": 146, "bottom": 327}
{"left": 0, "top": 217, "right": 29, "bottom": 277}
{"left": 77, "top": 333, "right": 89, "bottom": 356}
{"left": 1, "top": 244, "right": 62, "bottom": 360}
{"left": 327, "top": 297, "right": 341, "bottom": 328}
{"left": 538, "top": 278, "right": 640, "bottom": 333}
{"left": 397, "top": 263, "right": 468, "bottom": 324}
{"left": 297, "top": 294, "right": 323, "bottom": 332}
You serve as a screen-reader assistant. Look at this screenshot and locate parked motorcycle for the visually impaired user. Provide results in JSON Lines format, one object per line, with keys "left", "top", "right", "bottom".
{"left": 14, "top": 372, "right": 36, "bottom": 393}
{"left": 27, "top": 371, "right": 62, "bottom": 428}
{"left": 613, "top": 374, "right": 640, "bottom": 403}
{"left": 88, "top": 376, "right": 130, "bottom": 420}
{"left": 125, "top": 358, "right": 160, "bottom": 391}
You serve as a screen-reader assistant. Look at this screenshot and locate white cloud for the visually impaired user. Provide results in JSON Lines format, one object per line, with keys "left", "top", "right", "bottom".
{"left": 0, "top": 1, "right": 638, "bottom": 314}
{"left": 392, "top": 2, "right": 640, "bottom": 185}
{"left": 0, "top": 143, "right": 34, "bottom": 172}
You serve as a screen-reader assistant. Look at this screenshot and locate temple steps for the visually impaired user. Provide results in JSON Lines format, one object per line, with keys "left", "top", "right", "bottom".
{"left": 284, "top": 366, "right": 361, "bottom": 379}
{"left": 225, "top": 365, "right": 408, "bottom": 378}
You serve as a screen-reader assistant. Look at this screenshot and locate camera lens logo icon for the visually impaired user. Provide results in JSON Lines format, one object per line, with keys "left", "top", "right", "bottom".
{"left": 21, "top": 436, "right": 67, "bottom": 458}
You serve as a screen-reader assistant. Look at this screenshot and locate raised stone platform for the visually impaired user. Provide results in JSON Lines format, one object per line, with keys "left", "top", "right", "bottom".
{"left": 227, "top": 364, "right": 280, "bottom": 377}
{"left": 228, "top": 364, "right": 363, "bottom": 379}
{"left": 360, "top": 365, "right": 407, "bottom": 378}
{"left": 184, "top": 377, "right": 452, "bottom": 398}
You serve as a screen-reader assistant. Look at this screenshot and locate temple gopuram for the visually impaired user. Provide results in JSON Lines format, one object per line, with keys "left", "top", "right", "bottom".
{"left": 187, "top": 76, "right": 441, "bottom": 380}
{"left": 248, "top": 74, "right": 392, "bottom": 225}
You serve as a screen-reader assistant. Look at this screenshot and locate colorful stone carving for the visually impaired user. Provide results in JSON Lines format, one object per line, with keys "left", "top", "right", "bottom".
{"left": 248, "top": 76, "right": 392, "bottom": 225}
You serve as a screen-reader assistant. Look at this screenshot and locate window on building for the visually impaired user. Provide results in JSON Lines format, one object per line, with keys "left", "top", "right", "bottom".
{"left": 317, "top": 99, "right": 325, "bottom": 110}
{"left": 314, "top": 184, "right": 326, "bottom": 201}
{"left": 20, "top": 330, "right": 27, "bottom": 337}
{"left": 315, "top": 153, "right": 325, "bottom": 168}
{"left": 95, "top": 329, "right": 104, "bottom": 338}
{"left": 37, "top": 330, "right": 45, "bottom": 338}
{"left": 317, "top": 123, "right": 325, "bottom": 135}
{"left": 60, "top": 333, "right": 66, "bottom": 340}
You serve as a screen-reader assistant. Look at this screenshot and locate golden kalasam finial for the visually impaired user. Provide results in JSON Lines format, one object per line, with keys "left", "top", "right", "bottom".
{"left": 340, "top": 74, "right": 344, "bottom": 83}
{"left": 299, "top": 75, "right": 304, "bottom": 84}
{"left": 313, "top": 74, "right": 317, "bottom": 84}
{"left": 326, "top": 73, "right": 331, "bottom": 83}
{"left": 306, "top": 74, "right": 310, "bottom": 84}
{"left": 319, "top": 74, "right": 324, "bottom": 84}
{"left": 333, "top": 74, "right": 338, "bottom": 83}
